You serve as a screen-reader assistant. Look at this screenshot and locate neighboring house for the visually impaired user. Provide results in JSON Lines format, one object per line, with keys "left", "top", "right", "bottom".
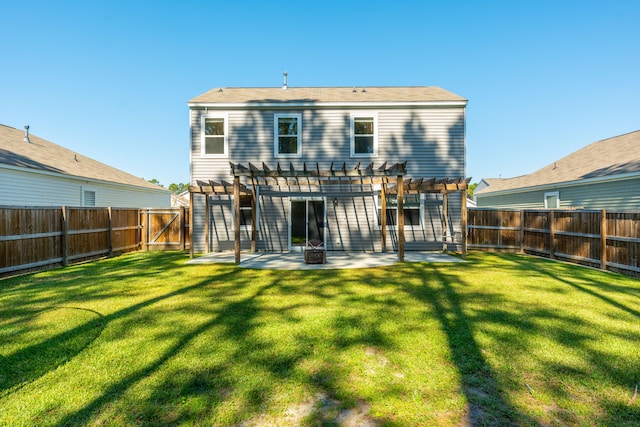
{"left": 171, "top": 191, "right": 190, "bottom": 208}
{"left": 0, "top": 124, "right": 170, "bottom": 207}
{"left": 188, "top": 83, "right": 469, "bottom": 254}
{"left": 475, "top": 130, "right": 640, "bottom": 210}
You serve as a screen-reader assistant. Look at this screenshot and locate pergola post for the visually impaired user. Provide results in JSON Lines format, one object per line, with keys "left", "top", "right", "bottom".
{"left": 442, "top": 191, "right": 449, "bottom": 252}
{"left": 397, "top": 174, "right": 404, "bottom": 262}
{"left": 461, "top": 190, "right": 467, "bottom": 259}
{"left": 205, "top": 194, "right": 210, "bottom": 254}
{"left": 250, "top": 183, "right": 257, "bottom": 253}
{"left": 381, "top": 178, "right": 387, "bottom": 252}
{"left": 234, "top": 176, "right": 241, "bottom": 264}
{"left": 189, "top": 192, "right": 194, "bottom": 258}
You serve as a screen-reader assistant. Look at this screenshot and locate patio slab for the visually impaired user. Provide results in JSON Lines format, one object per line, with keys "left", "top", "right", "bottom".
{"left": 186, "top": 251, "right": 464, "bottom": 270}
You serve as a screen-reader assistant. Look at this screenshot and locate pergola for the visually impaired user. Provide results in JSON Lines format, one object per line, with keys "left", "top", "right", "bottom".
{"left": 189, "top": 161, "right": 470, "bottom": 264}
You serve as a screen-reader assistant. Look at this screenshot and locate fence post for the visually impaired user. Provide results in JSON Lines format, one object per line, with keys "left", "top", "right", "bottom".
{"left": 519, "top": 210, "right": 525, "bottom": 253}
{"left": 600, "top": 209, "right": 607, "bottom": 271}
{"left": 180, "top": 206, "right": 186, "bottom": 251}
{"left": 549, "top": 210, "right": 555, "bottom": 259}
{"left": 61, "top": 206, "right": 69, "bottom": 266}
{"left": 140, "top": 209, "right": 148, "bottom": 251}
{"left": 107, "top": 207, "right": 113, "bottom": 257}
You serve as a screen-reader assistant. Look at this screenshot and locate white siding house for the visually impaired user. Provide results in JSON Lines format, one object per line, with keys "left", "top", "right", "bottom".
{"left": 0, "top": 124, "right": 170, "bottom": 207}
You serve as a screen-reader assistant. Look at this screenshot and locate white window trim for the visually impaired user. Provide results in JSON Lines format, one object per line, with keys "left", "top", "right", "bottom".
{"left": 544, "top": 191, "right": 560, "bottom": 209}
{"left": 200, "top": 113, "right": 229, "bottom": 158}
{"left": 81, "top": 186, "right": 97, "bottom": 207}
{"left": 274, "top": 113, "right": 302, "bottom": 158}
{"left": 373, "top": 188, "right": 424, "bottom": 230}
{"left": 350, "top": 112, "right": 378, "bottom": 157}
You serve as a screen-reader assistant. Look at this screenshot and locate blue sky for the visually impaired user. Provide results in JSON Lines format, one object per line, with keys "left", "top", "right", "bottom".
{"left": 2, "top": 0, "right": 638, "bottom": 187}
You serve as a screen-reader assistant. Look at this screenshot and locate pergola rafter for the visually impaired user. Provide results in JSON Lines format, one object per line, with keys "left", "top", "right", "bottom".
{"left": 188, "top": 161, "right": 469, "bottom": 263}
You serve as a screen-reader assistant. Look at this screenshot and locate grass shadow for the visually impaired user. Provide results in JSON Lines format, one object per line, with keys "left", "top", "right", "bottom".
{"left": 0, "top": 306, "right": 104, "bottom": 397}
{"left": 400, "top": 262, "right": 528, "bottom": 426}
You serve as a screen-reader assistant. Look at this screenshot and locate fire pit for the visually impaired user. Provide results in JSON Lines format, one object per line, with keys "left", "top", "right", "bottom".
{"left": 304, "top": 239, "right": 326, "bottom": 264}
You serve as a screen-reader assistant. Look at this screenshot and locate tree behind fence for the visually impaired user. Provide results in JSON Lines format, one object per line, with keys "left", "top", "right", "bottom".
{"left": 468, "top": 208, "right": 640, "bottom": 277}
{"left": 0, "top": 206, "right": 190, "bottom": 277}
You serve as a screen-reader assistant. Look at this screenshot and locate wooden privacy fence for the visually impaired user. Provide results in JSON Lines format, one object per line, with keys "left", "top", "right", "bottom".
{"left": 468, "top": 208, "right": 640, "bottom": 277}
{"left": 0, "top": 206, "right": 189, "bottom": 276}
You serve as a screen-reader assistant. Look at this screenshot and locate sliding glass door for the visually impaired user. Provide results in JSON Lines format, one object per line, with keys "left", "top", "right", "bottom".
{"left": 290, "top": 199, "right": 325, "bottom": 250}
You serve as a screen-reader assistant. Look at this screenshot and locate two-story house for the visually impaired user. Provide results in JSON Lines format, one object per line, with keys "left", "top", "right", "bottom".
{"left": 188, "top": 82, "right": 469, "bottom": 260}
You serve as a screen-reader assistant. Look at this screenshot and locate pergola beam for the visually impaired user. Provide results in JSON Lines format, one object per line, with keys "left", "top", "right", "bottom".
{"left": 230, "top": 161, "right": 408, "bottom": 178}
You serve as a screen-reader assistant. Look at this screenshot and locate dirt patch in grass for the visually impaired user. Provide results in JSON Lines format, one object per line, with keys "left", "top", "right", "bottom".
{"left": 243, "top": 392, "right": 380, "bottom": 426}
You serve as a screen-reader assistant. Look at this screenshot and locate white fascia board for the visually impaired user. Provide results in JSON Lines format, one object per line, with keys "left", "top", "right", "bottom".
{"left": 188, "top": 100, "right": 468, "bottom": 109}
{"left": 475, "top": 171, "right": 640, "bottom": 198}
{"left": 0, "top": 163, "right": 171, "bottom": 195}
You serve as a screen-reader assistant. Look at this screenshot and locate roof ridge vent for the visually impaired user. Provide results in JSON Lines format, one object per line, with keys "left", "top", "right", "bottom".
{"left": 282, "top": 71, "right": 288, "bottom": 90}
{"left": 24, "top": 125, "right": 31, "bottom": 143}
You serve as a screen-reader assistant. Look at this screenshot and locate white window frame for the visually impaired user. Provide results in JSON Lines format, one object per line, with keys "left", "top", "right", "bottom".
{"left": 544, "top": 191, "right": 560, "bottom": 209}
{"left": 350, "top": 112, "right": 378, "bottom": 157}
{"left": 81, "top": 186, "right": 97, "bottom": 207}
{"left": 274, "top": 113, "right": 302, "bottom": 158}
{"left": 200, "top": 113, "right": 229, "bottom": 158}
{"left": 373, "top": 188, "right": 424, "bottom": 230}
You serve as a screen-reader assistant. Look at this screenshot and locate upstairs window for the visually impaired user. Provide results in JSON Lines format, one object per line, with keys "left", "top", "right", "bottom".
{"left": 201, "top": 114, "right": 228, "bottom": 157}
{"left": 351, "top": 113, "right": 378, "bottom": 157}
{"left": 274, "top": 114, "right": 302, "bottom": 158}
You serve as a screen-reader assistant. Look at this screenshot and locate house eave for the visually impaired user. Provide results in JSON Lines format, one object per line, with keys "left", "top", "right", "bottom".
{"left": 188, "top": 100, "right": 468, "bottom": 109}
{"left": 475, "top": 171, "right": 640, "bottom": 198}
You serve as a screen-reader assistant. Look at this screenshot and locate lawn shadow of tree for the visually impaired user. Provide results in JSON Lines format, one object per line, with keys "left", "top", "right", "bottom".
{"left": 398, "top": 262, "right": 530, "bottom": 426}
{"left": 0, "top": 307, "right": 104, "bottom": 397}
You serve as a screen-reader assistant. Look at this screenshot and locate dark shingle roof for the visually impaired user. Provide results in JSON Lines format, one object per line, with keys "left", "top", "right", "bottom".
{"left": 0, "top": 124, "right": 167, "bottom": 191}
{"left": 476, "top": 130, "right": 640, "bottom": 195}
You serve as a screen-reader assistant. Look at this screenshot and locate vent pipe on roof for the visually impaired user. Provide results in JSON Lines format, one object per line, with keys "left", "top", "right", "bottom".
{"left": 282, "top": 71, "right": 288, "bottom": 90}
{"left": 24, "top": 125, "right": 31, "bottom": 143}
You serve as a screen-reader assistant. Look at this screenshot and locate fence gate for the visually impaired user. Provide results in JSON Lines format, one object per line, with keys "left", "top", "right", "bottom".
{"left": 141, "top": 208, "right": 188, "bottom": 250}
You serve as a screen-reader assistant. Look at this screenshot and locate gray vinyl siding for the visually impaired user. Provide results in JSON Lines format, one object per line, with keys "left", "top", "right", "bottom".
{"left": 476, "top": 176, "right": 640, "bottom": 211}
{"left": 0, "top": 167, "right": 170, "bottom": 208}
{"left": 191, "top": 107, "right": 465, "bottom": 182}
{"left": 476, "top": 190, "right": 545, "bottom": 210}
{"left": 190, "top": 105, "right": 466, "bottom": 253}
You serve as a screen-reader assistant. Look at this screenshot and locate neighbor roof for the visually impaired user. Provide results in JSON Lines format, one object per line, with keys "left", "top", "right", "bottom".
{"left": 0, "top": 124, "right": 167, "bottom": 191}
{"left": 189, "top": 86, "right": 467, "bottom": 105}
{"left": 476, "top": 130, "right": 640, "bottom": 195}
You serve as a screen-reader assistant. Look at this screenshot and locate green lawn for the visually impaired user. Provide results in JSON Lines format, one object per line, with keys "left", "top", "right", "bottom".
{"left": 1, "top": 251, "right": 639, "bottom": 426}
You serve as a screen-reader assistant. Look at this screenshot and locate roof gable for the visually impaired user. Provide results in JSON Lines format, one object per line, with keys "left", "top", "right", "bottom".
{"left": 0, "top": 124, "right": 167, "bottom": 192}
{"left": 476, "top": 130, "right": 640, "bottom": 195}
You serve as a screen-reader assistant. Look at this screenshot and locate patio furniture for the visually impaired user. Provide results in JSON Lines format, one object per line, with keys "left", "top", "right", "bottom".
{"left": 304, "top": 239, "right": 326, "bottom": 264}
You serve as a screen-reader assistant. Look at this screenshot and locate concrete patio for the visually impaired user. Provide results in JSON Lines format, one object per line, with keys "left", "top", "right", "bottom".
{"left": 186, "top": 251, "right": 464, "bottom": 270}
